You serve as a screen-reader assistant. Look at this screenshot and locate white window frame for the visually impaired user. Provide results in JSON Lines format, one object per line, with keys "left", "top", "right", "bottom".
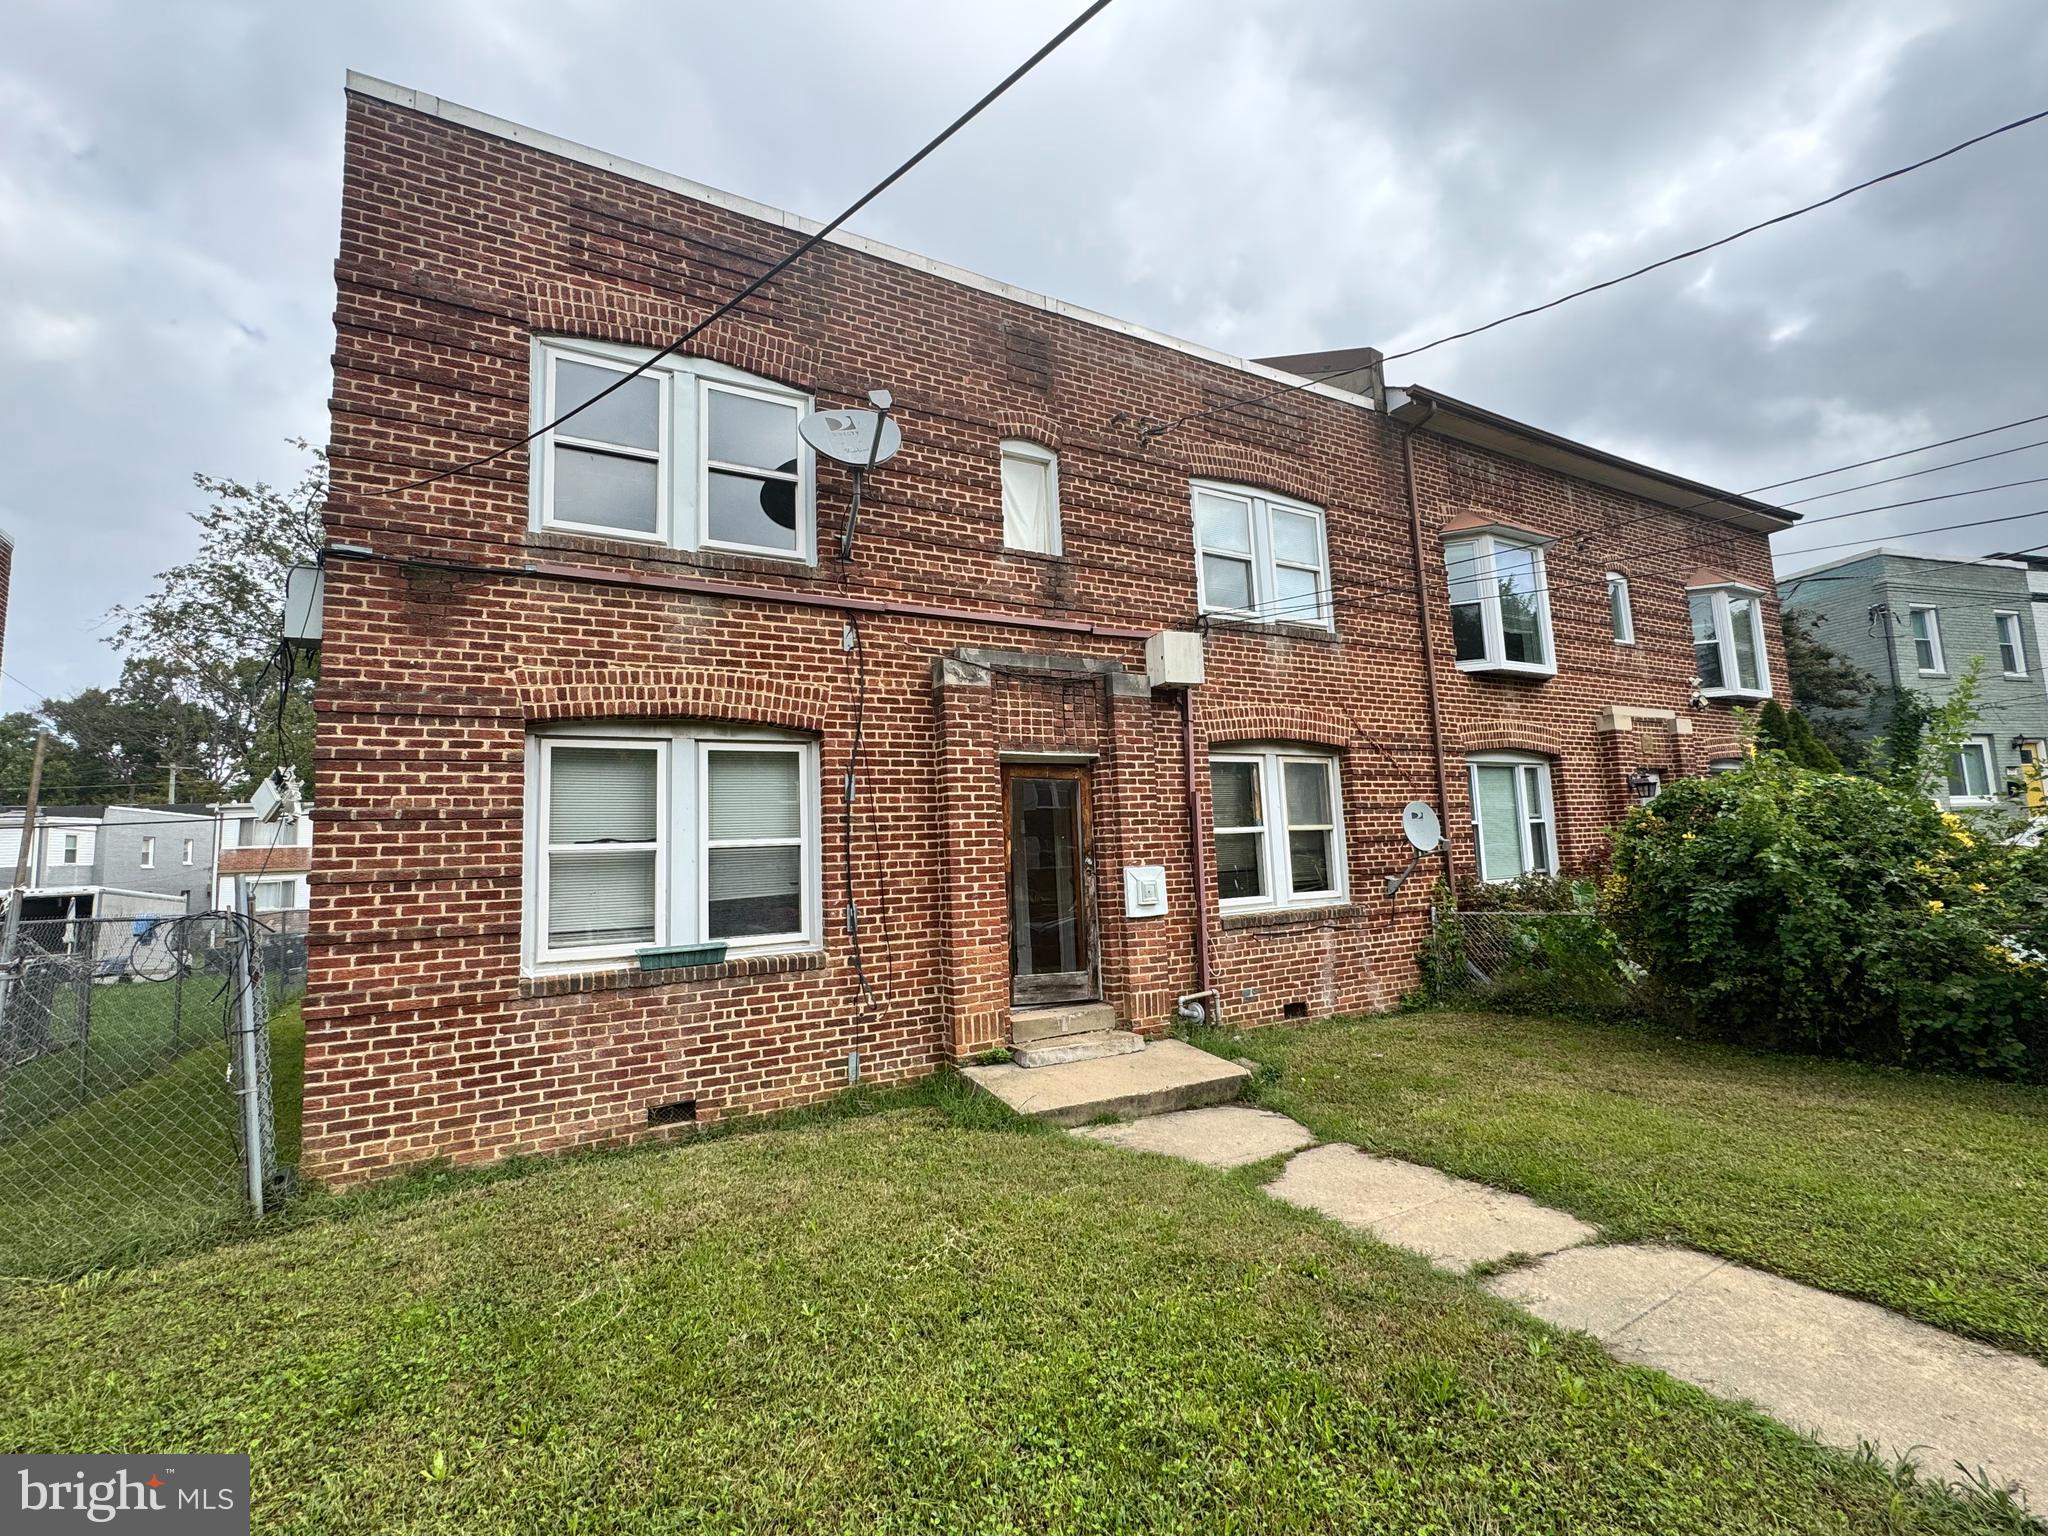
{"left": 1467, "top": 753, "right": 1558, "bottom": 884}
{"left": 140, "top": 836, "right": 155, "bottom": 869}
{"left": 182, "top": 838, "right": 194, "bottom": 866}
{"left": 696, "top": 740, "right": 813, "bottom": 951}
{"left": 1191, "top": 481, "right": 1332, "bottom": 630}
{"left": 531, "top": 337, "right": 815, "bottom": 563}
{"left": 1208, "top": 745, "right": 1348, "bottom": 913}
{"left": 1908, "top": 605, "right": 1945, "bottom": 675}
{"left": 999, "top": 438, "right": 1062, "bottom": 556}
{"left": 1443, "top": 530, "right": 1557, "bottom": 676}
{"left": 523, "top": 724, "right": 821, "bottom": 975}
{"left": 1994, "top": 610, "right": 2027, "bottom": 677}
{"left": 252, "top": 878, "right": 298, "bottom": 914}
{"left": 61, "top": 833, "right": 79, "bottom": 865}
{"left": 1688, "top": 585, "right": 1774, "bottom": 701}
{"left": 1607, "top": 572, "right": 1634, "bottom": 645}
{"left": 1947, "top": 735, "right": 1998, "bottom": 806}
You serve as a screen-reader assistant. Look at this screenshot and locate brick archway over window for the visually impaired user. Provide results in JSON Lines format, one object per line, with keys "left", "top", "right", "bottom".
{"left": 526, "top": 280, "right": 814, "bottom": 392}
{"left": 1174, "top": 442, "right": 1333, "bottom": 509}
{"left": 1201, "top": 702, "right": 1353, "bottom": 751}
{"left": 1454, "top": 727, "right": 1565, "bottom": 760}
{"left": 514, "top": 665, "right": 831, "bottom": 732}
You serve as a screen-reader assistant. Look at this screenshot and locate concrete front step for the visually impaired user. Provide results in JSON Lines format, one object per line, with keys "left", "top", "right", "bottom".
{"left": 962, "top": 1039, "right": 1249, "bottom": 1128}
{"left": 1010, "top": 1029, "right": 1146, "bottom": 1069}
{"left": 1010, "top": 1002, "right": 1118, "bottom": 1043}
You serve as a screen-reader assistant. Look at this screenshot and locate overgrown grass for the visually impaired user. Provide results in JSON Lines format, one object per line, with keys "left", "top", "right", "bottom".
{"left": 1197, "top": 1010, "right": 2048, "bottom": 1360}
{"left": 0, "top": 1003, "right": 304, "bottom": 1279}
{"left": 2, "top": 1105, "right": 2031, "bottom": 1533}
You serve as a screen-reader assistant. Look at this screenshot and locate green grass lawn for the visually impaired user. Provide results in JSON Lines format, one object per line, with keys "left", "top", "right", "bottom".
{"left": 1, "top": 976, "right": 233, "bottom": 1141}
{"left": 0, "top": 1091, "right": 2030, "bottom": 1534}
{"left": 0, "top": 1003, "right": 303, "bottom": 1279}
{"left": 1203, "top": 1010, "right": 2048, "bottom": 1361}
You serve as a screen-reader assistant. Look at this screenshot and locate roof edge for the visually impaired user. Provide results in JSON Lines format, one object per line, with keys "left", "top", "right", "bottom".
{"left": 1388, "top": 384, "right": 1798, "bottom": 533}
{"left": 342, "top": 71, "right": 1376, "bottom": 417}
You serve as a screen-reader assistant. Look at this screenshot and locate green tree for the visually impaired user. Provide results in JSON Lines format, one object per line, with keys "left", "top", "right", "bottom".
{"left": 1780, "top": 610, "right": 1876, "bottom": 769}
{"left": 103, "top": 442, "right": 324, "bottom": 795}
{"left": 0, "top": 712, "right": 80, "bottom": 805}
{"left": 1881, "top": 661, "right": 1984, "bottom": 799}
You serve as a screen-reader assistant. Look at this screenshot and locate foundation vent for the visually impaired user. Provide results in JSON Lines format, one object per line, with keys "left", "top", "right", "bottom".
{"left": 646, "top": 1098, "right": 698, "bottom": 1127}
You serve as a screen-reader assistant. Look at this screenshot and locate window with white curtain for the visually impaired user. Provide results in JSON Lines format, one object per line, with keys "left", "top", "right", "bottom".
{"left": 1208, "top": 746, "right": 1346, "bottom": 910}
{"left": 533, "top": 338, "right": 813, "bottom": 560}
{"left": 1607, "top": 572, "right": 1633, "bottom": 644}
{"left": 1689, "top": 585, "right": 1772, "bottom": 699}
{"left": 1467, "top": 753, "right": 1556, "bottom": 883}
{"left": 1192, "top": 482, "right": 1331, "bottom": 628}
{"left": 1000, "top": 439, "right": 1060, "bottom": 555}
{"left": 1443, "top": 531, "right": 1555, "bottom": 674}
{"left": 527, "top": 727, "right": 818, "bottom": 969}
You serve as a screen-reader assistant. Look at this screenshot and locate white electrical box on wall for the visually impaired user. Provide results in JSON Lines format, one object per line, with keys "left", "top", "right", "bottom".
{"left": 1123, "top": 864, "right": 1168, "bottom": 918}
{"left": 1144, "top": 629, "right": 1204, "bottom": 690}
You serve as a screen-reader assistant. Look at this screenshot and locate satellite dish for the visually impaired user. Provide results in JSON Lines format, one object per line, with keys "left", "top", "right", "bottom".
{"left": 799, "top": 409, "right": 902, "bottom": 468}
{"left": 1401, "top": 801, "right": 1443, "bottom": 852}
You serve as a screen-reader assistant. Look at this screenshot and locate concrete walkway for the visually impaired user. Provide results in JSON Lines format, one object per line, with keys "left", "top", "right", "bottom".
{"left": 1074, "top": 1104, "right": 2048, "bottom": 1508}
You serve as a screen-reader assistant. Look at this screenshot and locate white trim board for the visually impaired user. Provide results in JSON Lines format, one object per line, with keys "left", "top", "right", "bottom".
{"left": 343, "top": 72, "right": 1373, "bottom": 417}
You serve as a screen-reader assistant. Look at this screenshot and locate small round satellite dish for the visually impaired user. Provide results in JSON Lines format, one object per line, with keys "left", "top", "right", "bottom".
{"left": 799, "top": 409, "right": 902, "bottom": 468}
{"left": 1401, "top": 801, "right": 1443, "bottom": 852}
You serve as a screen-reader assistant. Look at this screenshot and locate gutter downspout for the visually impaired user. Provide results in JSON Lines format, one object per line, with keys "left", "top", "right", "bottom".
{"left": 1180, "top": 686, "right": 1212, "bottom": 998}
{"left": 1400, "top": 410, "right": 1458, "bottom": 888}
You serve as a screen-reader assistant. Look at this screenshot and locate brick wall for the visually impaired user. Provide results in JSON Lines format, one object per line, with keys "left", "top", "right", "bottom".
{"left": 310, "top": 86, "right": 1782, "bottom": 1184}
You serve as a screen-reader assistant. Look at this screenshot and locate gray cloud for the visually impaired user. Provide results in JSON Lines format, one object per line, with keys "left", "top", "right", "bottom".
{"left": 3, "top": 0, "right": 2044, "bottom": 707}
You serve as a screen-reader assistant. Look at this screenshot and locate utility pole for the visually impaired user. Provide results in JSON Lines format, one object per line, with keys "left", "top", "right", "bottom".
{"left": 0, "top": 731, "right": 50, "bottom": 1063}
{"left": 167, "top": 764, "right": 178, "bottom": 802}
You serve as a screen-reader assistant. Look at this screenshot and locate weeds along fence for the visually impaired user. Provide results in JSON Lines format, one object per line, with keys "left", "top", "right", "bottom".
{"left": 0, "top": 911, "right": 299, "bottom": 1279}
{"left": 1424, "top": 903, "right": 1641, "bottom": 1015}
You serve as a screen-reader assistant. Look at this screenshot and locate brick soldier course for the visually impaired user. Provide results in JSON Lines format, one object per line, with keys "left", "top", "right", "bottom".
{"left": 308, "top": 75, "right": 1791, "bottom": 1185}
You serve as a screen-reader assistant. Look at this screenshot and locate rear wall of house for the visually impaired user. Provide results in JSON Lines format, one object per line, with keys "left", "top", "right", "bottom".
{"left": 310, "top": 89, "right": 1775, "bottom": 1185}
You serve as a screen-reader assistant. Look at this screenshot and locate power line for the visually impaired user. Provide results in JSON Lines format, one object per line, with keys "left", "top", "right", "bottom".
{"left": 1779, "top": 434, "right": 2048, "bottom": 506}
{"left": 365, "top": 0, "right": 1115, "bottom": 500}
{"left": 1776, "top": 472, "right": 2048, "bottom": 534}
{"left": 1135, "top": 105, "right": 2048, "bottom": 446}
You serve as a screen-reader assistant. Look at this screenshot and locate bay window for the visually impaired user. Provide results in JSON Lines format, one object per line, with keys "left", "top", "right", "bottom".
{"left": 1192, "top": 482, "right": 1331, "bottom": 628}
{"left": 1208, "top": 746, "right": 1347, "bottom": 910}
{"left": 533, "top": 338, "right": 814, "bottom": 561}
{"left": 1468, "top": 753, "right": 1556, "bottom": 883}
{"left": 1688, "top": 584, "right": 1772, "bottom": 700}
{"left": 1443, "top": 529, "right": 1555, "bottom": 674}
{"left": 527, "top": 726, "right": 819, "bottom": 970}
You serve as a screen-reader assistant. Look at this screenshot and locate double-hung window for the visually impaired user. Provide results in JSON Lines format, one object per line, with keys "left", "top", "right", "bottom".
{"left": 140, "top": 836, "right": 155, "bottom": 869}
{"left": 534, "top": 338, "right": 814, "bottom": 561}
{"left": 182, "top": 838, "right": 194, "bottom": 866}
{"left": 1468, "top": 754, "right": 1556, "bottom": 883}
{"left": 1607, "top": 572, "right": 1634, "bottom": 645}
{"left": 1000, "top": 439, "right": 1061, "bottom": 555}
{"left": 1208, "top": 747, "right": 1346, "bottom": 910}
{"left": 1947, "top": 736, "right": 1998, "bottom": 806}
{"left": 1192, "top": 483, "right": 1331, "bottom": 628}
{"left": 1443, "top": 529, "right": 1555, "bottom": 674}
{"left": 527, "top": 726, "right": 819, "bottom": 971}
{"left": 1688, "top": 584, "right": 1772, "bottom": 700}
{"left": 1908, "top": 606, "right": 1944, "bottom": 675}
{"left": 1994, "top": 610, "right": 2027, "bottom": 677}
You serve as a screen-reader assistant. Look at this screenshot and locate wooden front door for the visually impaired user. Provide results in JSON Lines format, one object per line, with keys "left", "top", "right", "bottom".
{"left": 1004, "top": 765, "right": 1097, "bottom": 1006}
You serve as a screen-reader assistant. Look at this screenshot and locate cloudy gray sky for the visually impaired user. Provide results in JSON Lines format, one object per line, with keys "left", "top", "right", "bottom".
{"left": 4, "top": 0, "right": 2046, "bottom": 707}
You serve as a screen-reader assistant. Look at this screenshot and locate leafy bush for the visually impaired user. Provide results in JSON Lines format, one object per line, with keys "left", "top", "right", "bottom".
{"left": 1425, "top": 875, "right": 1637, "bottom": 1018}
{"left": 1608, "top": 754, "right": 2048, "bottom": 1081}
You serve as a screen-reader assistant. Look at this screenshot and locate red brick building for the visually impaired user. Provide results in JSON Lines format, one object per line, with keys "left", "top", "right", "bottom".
{"left": 307, "top": 74, "right": 1792, "bottom": 1184}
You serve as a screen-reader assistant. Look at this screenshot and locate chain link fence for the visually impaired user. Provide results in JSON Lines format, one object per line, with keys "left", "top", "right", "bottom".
{"left": 0, "top": 911, "right": 294, "bottom": 1279}
{"left": 1424, "top": 904, "right": 1641, "bottom": 1015}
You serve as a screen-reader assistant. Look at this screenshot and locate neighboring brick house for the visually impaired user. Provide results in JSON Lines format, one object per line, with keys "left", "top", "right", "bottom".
{"left": 213, "top": 801, "right": 315, "bottom": 934}
{"left": 307, "top": 74, "right": 1793, "bottom": 1184}
{"left": 1780, "top": 548, "right": 2048, "bottom": 815}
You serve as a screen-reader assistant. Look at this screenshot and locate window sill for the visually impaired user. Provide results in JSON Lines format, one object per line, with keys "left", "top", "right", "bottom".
{"left": 1221, "top": 901, "right": 1360, "bottom": 932}
{"left": 528, "top": 529, "right": 815, "bottom": 577}
{"left": 1700, "top": 687, "right": 1772, "bottom": 703}
{"left": 1456, "top": 659, "right": 1557, "bottom": 679}
{"left": 1000, "top": 545, "right": 1064, "bottom": 565}
{"left": 520, "top": 947, "right": 826, "bottom": 999}
{"left": 1200, "top": 614, "right": 1339, "bottom": 643}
